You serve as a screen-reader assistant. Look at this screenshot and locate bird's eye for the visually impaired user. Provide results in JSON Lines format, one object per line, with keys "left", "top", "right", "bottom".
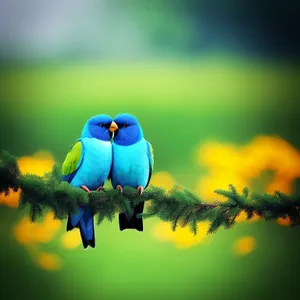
{"left": 123, "top": 123, "right": 128, "bottom": 128}
{"left": 100, "top": 123, "right": 104, "bottom": 128}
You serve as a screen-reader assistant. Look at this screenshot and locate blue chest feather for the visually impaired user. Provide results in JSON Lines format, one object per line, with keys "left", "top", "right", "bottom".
{"left": 111, "top": 138, "right": 150, "bottom": 188}
{"left": 71, "top": 138, "right": 112, "bottom": 190}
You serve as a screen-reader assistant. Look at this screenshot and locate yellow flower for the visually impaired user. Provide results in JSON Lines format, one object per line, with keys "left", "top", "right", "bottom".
{"left": 61, "top": 230, "right": 82, "bottom": 249}
{"left": 0, "top": 151, "right": 55, "bottom": 208}
{"left": 37, "top": 252, "right": 62, "bottom": 271}
{"left": 234, "top": 236, "right": 255, "bottom": 256}
{"left": 153, "top": 221, "right": 210, "bottom": 249}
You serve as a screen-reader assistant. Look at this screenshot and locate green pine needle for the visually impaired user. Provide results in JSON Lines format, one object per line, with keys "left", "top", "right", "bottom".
{"left": 1, "top": 150, "right": 300, "bottom": 235}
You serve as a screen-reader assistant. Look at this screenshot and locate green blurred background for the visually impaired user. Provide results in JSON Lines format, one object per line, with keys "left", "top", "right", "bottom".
{"left": 0, "top": 1, "right": 300, "bottom": 299}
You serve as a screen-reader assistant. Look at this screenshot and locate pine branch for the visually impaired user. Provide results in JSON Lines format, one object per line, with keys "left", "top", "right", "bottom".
{"left": 1, "top": 150, "right": 300, "bottom": 235}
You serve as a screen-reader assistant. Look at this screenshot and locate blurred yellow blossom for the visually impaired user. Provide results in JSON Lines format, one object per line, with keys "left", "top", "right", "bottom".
{"left": 277, "top": 216, "right": 291, "bottom": 226}
{"left": 61, "top": 230, "right": 82, "bottom": 249}
{"left": 37, "top": 252, "right": 62, "bottom": 271}
{"left": 234, "top": 236, "right": 256, "bottom": 256}
{"left": 0, "top": 151, "right": 55, "bottom": 208}
{"left": 151, "top": 172, "right": 176, "bottom": 190}
{"left": 153, "top": 221, "right": 210, "bottom": 249}
{"left": 14, "top": 212, "right": 61, "bottom": 245}
{"left": 196, "top": 136, "right": 300, "bottom": 202}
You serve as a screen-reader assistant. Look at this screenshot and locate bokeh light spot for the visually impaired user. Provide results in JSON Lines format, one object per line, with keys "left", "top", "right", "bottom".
{"left": 277, "top": 216, "right": 291, "bottom": 226}
{"left": 0, "top": 188, "right": 20, "bottom": 208}
{"left": 14, "top": 212, "right": 61, "bottom": 245}
{"left": 37, "top": 252, "right": 62, "bottom": 271}
{"left": 151, "top": 172, "right": 176, "bottom": 190}
{"left": 18, "top": 151, "right": 55, "bottom": 176}
{"left": 234, "top": 236, "right": 256, "bottom": 256}
{"left": 153, "top": 221, "right": 210, "bottom": 249}
{"left": 61, "top": 230, "right": 82, "bottom": 249}
{"left": 0, "top": 151, "right": 55, "bottom": 208}
{"left": 196, "top": 136, "right": 300, "bottom": 202}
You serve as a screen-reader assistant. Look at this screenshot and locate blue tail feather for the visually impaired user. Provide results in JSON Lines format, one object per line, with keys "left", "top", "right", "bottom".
{"left": 67, "top": 206, "right": 95, "bottom": 249}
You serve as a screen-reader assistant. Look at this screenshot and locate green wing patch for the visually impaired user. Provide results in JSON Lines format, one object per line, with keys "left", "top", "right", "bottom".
{"left": 61, "top": 141, "right": 83, "bottom": 176}
{"left": 149, "top": 143, "right": 154, "bottom": 170}
{"left": 147, "top": 141, "right": 154, "bottom": 170}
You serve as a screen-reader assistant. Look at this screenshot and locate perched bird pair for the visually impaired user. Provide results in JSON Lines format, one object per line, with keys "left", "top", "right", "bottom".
{"left": 61, "top": 114, "right": 154, "bottom": 249}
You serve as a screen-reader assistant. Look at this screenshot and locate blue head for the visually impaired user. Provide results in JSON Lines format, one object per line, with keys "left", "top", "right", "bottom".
{"left": 110, "top": 113, "right": 143, "bottom": 146}
{"left": 81, "top": 114, "right": 113, "bottom": 141}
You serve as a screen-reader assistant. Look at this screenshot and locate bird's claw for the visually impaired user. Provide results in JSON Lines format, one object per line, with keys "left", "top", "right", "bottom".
{"left": 137, "top": 186, "right": 144, "bottom": 196}
{"left": 81, "top": 185, "right": 91, "bottom": 194}
{"left": 96, "top": 186, "right": 103, "bottom": 192}
{"left": 116, "top": 185, "right": 123, "bottom": 194}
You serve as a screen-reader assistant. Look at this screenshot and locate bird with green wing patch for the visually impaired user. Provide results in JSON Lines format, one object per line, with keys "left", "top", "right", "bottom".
{"left": 61, "top": 114, "right": 113, "bottom": 249}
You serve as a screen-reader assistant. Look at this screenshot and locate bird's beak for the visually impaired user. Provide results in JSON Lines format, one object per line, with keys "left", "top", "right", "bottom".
{"left": 109, "top": 121, "right": 118, "bottom": 132}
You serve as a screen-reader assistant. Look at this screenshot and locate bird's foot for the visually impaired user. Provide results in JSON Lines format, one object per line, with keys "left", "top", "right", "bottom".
{"left": 81, "top": 185, "right": 91, "bottom": 194}
{"left": 137, "top": 186, "right": 144, "bottom": 196}
{"left": 96, "top": 186, "right": 103, "bottom": 192}
{"left": 116, "top": 185, "right": 123, "bottom": 194}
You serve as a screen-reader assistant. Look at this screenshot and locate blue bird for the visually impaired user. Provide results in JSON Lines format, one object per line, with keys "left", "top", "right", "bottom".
{"left": 109, "top": 113, "right": 154, "bottom": 231}
{"left": 61, "top": 114, "right": 113, "bottom": 249}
